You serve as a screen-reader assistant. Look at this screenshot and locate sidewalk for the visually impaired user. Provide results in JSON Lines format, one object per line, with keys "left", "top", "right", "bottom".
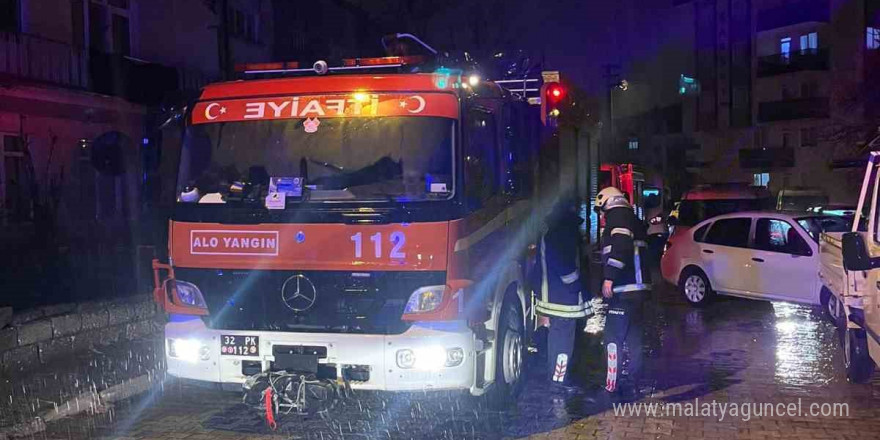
{"left": 0, "top": 334, "right": 164, "bottom": 437}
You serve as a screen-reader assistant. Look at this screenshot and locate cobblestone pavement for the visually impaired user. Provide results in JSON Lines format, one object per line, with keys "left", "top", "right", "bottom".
{"left": 34, "top": 282, "right": 880, "bottom": 440}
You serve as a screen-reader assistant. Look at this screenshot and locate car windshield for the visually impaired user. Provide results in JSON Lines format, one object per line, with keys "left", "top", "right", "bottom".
{"left": 677, "top": 198, "right": 766, "bottom": 226}
{"left": 796, "top": 216, "right": 853, "bottom": 242}
{"left": 177, "top": 117, "right": 454, "bottom": 203}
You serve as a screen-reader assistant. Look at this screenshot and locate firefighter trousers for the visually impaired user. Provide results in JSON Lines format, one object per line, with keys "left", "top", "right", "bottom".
{"left": 604, "top": 293, "right": 644, "bottom": 392}
{"left": 547, "top": 315, "right": 576, "bottom": 384}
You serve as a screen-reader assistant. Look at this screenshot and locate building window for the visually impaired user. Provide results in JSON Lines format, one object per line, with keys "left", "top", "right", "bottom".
{"left": 780, "top": 37, "right": 792, "bottom": 62}
{"left": 801, "top": 81, "right": 818, "bottom": 98}
{"left": 87, "top": 0, "right": 131, "bottom": 55}
{"left": 628, "top": 138, "right": 639, "bottom": 150}
{"left": 869, "top": 27, "right": 880, "bottom": 50}
{"left": 0, "top": 134, "right": 30, "bottom": 223}
{"left": 801, "top": 127, "right": 818, "bottom": 147}
{"left": 799, "top": 32, "right": 818, "bottom": 53}
{"left": 0, "top": 0, "right": 19, "bottom": 32}
{"left": 229, "top": 7, "right": 259, "bottom": 43}
{"left": 782, "top": 132, "right": 792, "bottom": 148}
{"left": 753, "top": 172, "right": 770, "bottom": 187}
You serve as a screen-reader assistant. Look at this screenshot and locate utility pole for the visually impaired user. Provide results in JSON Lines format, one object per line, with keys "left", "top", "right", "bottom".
{"left": 216, "top": 0, "right": 231, "bottom": 80}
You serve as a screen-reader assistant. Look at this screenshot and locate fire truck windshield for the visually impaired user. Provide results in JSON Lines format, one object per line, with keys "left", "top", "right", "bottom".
{"left": 177, "top": 116, "right": 454, "bottom": 204}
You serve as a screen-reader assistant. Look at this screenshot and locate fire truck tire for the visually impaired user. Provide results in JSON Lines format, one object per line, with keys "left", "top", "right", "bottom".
{"left": 845, "top": 327, "right": 875, "bottom": 384}
{"left": 487, "top": 289, "right": 525, "bottom": 408}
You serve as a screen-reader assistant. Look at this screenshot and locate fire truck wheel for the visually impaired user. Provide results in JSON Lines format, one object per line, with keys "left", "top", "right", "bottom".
{"left": 487, "top": 289, "right": 525, "bottom": 408}
{"left": 845, "top": 327, "right": 875, "bottom": 384}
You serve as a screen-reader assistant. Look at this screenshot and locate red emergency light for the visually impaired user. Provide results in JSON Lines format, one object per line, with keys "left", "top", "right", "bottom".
{"left": 546, "top": 82, "right": 565, "bottom": 103}
{"left": 234, "top": 61, "right": 300, "bottom": 72}
{"left": 342, "top": 55, "right": 427, "bottom": 67}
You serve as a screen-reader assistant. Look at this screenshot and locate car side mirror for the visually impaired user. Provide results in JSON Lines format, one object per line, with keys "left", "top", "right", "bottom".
{"left": 842, "top": 232, "right": 873, "bottom": 271}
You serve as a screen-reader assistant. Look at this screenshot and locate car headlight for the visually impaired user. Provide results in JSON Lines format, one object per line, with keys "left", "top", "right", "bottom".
{"left": 170, "top": 280, "right": 207, "bottom": 308}
{"left": 403, "top": 285, "right": 445, "bottom": 314}
{"left": 396, "top": 346, "right": 464, "bottom": 370}
{"left": 167, "top": 338, "right": 209, "bottom": 363}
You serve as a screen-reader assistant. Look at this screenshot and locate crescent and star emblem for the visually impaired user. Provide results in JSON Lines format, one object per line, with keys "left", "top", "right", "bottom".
{"left": 204, "top": 103, "right": 227, "bottom": 120}
{"left": 399, "top": 96, "right": 426, "bottom": 113}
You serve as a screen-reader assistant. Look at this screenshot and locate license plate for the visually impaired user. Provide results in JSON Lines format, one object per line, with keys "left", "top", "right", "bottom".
{"left": 221, "top": 335, "right": 259, "bottom": 356}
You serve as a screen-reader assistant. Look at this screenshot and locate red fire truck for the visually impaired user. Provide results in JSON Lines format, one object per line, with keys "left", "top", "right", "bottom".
{"left": 152, "top": 39, "right": 565, "bottom": 414}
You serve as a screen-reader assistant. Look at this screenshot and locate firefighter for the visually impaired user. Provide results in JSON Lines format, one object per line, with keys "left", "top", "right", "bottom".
{"left": 595, "top": 187, "right": 651, "bottom": 394}
{"left": 536, "top": 196, "right": 592, "bottom": 387}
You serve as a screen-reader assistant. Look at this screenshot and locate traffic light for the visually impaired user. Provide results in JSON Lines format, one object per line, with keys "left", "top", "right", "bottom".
{"left": 540, "top": 82, "right": 566, "bottom": 126}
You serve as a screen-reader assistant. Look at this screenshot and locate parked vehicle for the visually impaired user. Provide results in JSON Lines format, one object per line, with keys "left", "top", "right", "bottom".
{"left": 776, "top": 187, "right": 828, "bottom": 212}
{"left": 661, "top": 211, "right": 836, "bottom": 307}
{"left": 818, "top": 146, "right": 880, "bottom": 383}
{"left": 664, "top": 184, "right": 771, "bottom": 253}
{"left": 807, "top": 204, "right": 857, "bottom": 218}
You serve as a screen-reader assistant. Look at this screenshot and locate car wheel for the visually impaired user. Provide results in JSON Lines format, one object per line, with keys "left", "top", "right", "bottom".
{"left": 820, "top": 288, "right": 837, "bottom": 324}
{"left": 680, "top": 269, "right": 712, "bottom": 307}
{"left": 845, "top": 326, "right": 875, "bottom": 384}
{"left": 487, "top": 290, "right": 525, "bottom": 408}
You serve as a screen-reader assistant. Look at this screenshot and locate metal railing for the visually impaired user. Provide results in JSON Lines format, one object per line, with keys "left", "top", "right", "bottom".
{"left": 758, "top": 97, "right": 830, "bottom": 122}
{"left": 0, "top": 31, "right": 89, "bottom": 89}
{"left": 0, "top": 31, "right": 213, "bottom": 98}
{"left": 757, "top": 48, "right": 829, "bottom": 77}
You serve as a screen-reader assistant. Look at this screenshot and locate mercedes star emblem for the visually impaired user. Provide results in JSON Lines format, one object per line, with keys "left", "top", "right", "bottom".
{"left": 281, "top": 274, "right": 317, "bottom": 312}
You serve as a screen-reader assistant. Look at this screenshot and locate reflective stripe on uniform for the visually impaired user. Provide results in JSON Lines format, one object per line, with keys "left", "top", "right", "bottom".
{"left": 607, "top": 258, "right": 625, "bottom": 269}
{"left": 535, "top": 299, "right": 592, "bottom": 318}
{"left": 611, "top": 227, "right": 633, "bottom": 237}
{"left": 560, "top": 270, "right": 579, "bottom": 285}
{"left": 633, "top": 240, "right": 647, "bottom": 248}
{"left": 602, "top": 245, "right": 612, "bottom": 255}
{"left": 634, "top": 245, "right": 643, "bottom": 285}
{"left": 612, "top": 283, "right": 652, "bottom": 293}
{"left": 540, "top": 237, "right": 549, "bottom": 304}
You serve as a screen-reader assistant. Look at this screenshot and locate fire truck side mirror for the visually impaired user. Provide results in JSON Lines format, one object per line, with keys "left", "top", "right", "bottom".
{"left": 842, "top": 232, "right": 873, "bottom": 271}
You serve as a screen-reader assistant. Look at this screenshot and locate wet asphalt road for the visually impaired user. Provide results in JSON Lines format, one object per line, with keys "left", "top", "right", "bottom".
{"left": 37, "top": 281, "right": 880, "bottom": 439}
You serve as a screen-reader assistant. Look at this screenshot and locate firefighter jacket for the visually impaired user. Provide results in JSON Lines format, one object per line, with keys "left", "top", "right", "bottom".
{"left": 535, "top": 205, "right": 592, "bottom": 319}
{"left": 601, "top": 205, "right": 652, "bottom": 294}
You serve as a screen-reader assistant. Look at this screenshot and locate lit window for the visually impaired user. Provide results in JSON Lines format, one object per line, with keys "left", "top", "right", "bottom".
{"left": 868, "top": 27, "right": 880, "bottom": 50}
{"left": 780, "top": 37, "right": 792, "bottom": 62}
{"left": 628, "top": 138, "right": 639, "bottom": 150}
{"left": 753, "top": 172, "right": 770, "bottom": 187}
{"left": 800, "top": 32, "right": 818, "bottom": 53}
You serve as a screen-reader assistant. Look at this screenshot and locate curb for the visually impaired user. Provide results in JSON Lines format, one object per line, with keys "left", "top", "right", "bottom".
{"left": 0, "top": 373, "right": 158, "bottom": 439}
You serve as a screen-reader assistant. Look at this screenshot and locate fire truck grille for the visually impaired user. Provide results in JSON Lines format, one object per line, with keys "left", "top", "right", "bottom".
{"left": 174, "top": 268, "right": 446, "bottom": 334}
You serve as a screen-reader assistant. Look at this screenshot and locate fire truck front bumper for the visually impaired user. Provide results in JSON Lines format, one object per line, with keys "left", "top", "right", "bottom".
{"left": 164, "top": 316, "right": 477, "bottom": 393}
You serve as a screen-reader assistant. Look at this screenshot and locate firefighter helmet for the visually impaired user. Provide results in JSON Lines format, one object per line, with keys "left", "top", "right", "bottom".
{"left": 595, "top": 187, "right": 629, "bottom": 211}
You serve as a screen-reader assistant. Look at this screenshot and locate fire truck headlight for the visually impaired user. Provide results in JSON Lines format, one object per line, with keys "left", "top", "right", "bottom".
{"left": 172, "top": 280, "right": 207, "bottom": 308}
{"left": 396, "top": 346, "right": 460, "bottom": 370}
{"left": 404, "top": 286, "right": 445, "bottom": 314}
{"left": 167, "top": 338, "right": 207, "bottom": 363}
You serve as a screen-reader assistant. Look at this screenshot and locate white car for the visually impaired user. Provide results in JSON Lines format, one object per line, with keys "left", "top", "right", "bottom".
{"left": 660, "top": 211, "right": 845, "bottom": 306}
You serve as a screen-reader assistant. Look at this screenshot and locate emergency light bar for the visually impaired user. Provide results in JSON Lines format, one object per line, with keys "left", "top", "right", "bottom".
{"left": 235, "top": 56, "right": 429, "bottom": 77}
{"left": 342, "top": 56, "right": 426, "bottom": 67}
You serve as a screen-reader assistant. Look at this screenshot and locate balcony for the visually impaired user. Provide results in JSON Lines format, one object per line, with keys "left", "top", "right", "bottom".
{"left": 757, "top": 97, "right": 829, "bottom": 122}
{"left": 757, "top": 0, "right": 829, "bottom": 32}
{"left": 757, "top": 49, "right": 829, "bottom": 77}
{"left": 739, "top": 147, "right": 795, "bottom": 169}
{"left": 0, "top": 32, "right": 89, "bottom": 89}
{"left": 0, "top": 31, "right": 212, "bottom": 104}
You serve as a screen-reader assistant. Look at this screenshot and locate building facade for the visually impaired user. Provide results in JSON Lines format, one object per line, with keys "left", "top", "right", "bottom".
{"left": 608, "top": 0, "right": 879, "bottom": 204}
{"left": 0, "top": 0, "right": 273, "bottom": 228}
